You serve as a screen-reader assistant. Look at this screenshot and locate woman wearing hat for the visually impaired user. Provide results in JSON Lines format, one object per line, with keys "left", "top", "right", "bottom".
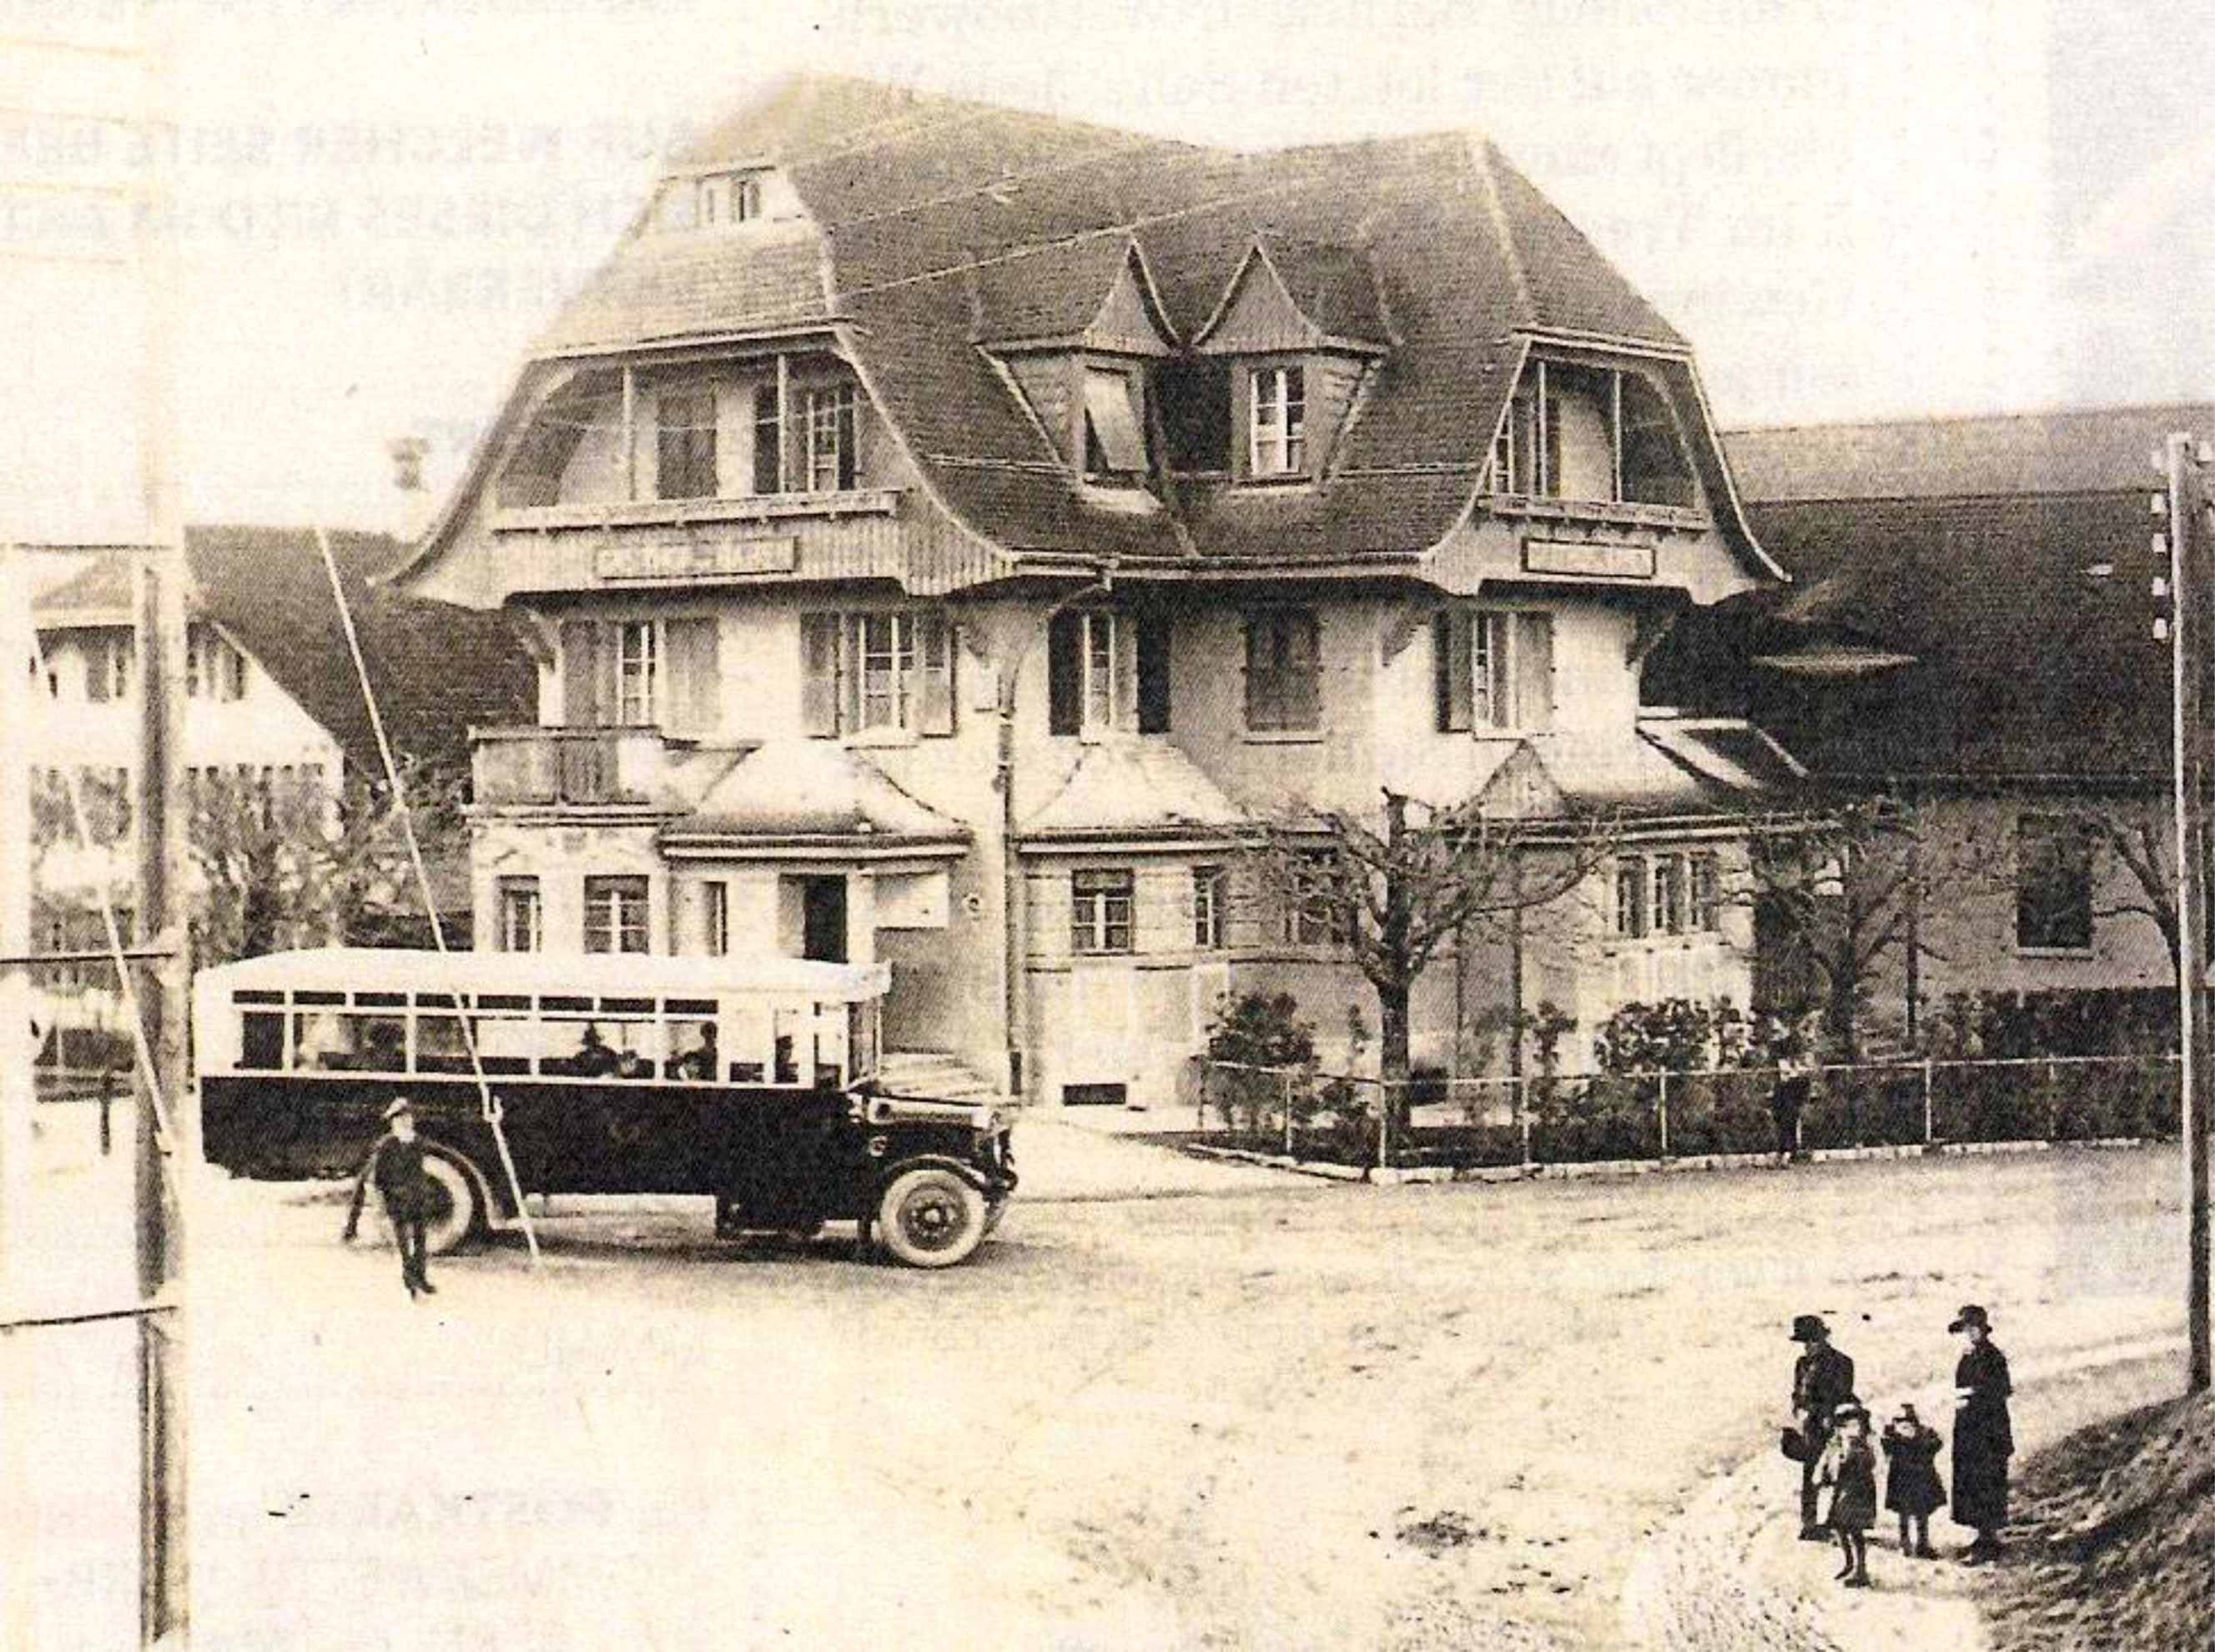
{"left": 1948, "top": 1304, "right": 2011, "bottom": 1562}
{"left": 342, "top": 1099, "right": 439, "bottom": 1300}
{"left": 1790, "top": 1313, "right": 1857, "bottom": 1539}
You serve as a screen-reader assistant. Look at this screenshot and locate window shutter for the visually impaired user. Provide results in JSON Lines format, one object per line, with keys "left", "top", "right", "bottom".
{"left": 1135, "top": 612, "right": 1172, "bottom": 733}
{"left": 1289, "top": 612, "right": 1322, "bottom": 730}
{"left": 916, "top": 613, "right": 956, "bottom": 736}
{"left": 663, "top": 617, "right": 721, "bottom": 736}
{"left": 799, "top": 613, "right": 841, "bottom": 736}
{"left": 1515, "top": 612, "right": 1555, "bottom": 731}
{"left": 1110, "top": 616, "right": 1139, "bottom": 732}
{"left": 1241, "top": 617, "right": 1266, "bottom": 729}
{"left": 1434, "top": 612, "right": 1472, "bottom": 732}
{"left": 1046, "top": 609, "right": 1082, "bottom": 736}
{"left": 560, "top": 620, "right": 606, "bottom": 728}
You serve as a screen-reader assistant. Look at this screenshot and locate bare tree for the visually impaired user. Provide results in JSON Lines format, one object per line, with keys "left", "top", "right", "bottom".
{"left": 189, "top": 758, "right": 468, "bottom": 966}
{"left": 1248, "top": 789, "right": 1621, "bottom": 1116}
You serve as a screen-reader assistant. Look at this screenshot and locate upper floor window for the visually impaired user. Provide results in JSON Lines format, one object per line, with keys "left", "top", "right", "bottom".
{"left": 583, "top": 874, "right": 651, "bottom": 954}
{"left": 1193, "top": 864, "right": 1228, "bottom": 950}
{"left": 1613, "top": 858, "right": 1647, "bottom": 940}
{"left": 652, "top": 169, "right": 768, "bottom": 233}
{"left": 803, "top": 384, "right": 858, "bottom": 492}
{"left": 1242, "top": 610, "right": 1321, "bottom": 734}
{"left": 657, "top": 388, "right": 718, "bottom": 501}
{"left": 2016, "top": 813, "right": 2095, "bottom": 953}
{"left": 558, "top": 616, "right": 722, "bottom": 735}
{"left": 496, "top": 877, "right": 541, "bottom": 953}
{"left": 1070, "top": 869, "right": 1135, "bottom": 955}
{"left": 1248, "top": 365, "right": 1306, "bottom": 478}
{"left": 1433, "top": 610, "right": 1555, "bottom": 733}
{"left": 1082, "top": 367, "right": 1148, "bottom": 482}
{"left": 752, "top": 384, "right": 783, "bottom": 494}
{"left": 1046, "top": 610, "right": 1172, "bottom": 737}
{"left": 186, "top": 631, "right": 248, "bottom": 702}
{"left": 799, "top": 610, "right": 955, "bottom": 738}
{"left": 85, "top": 633, "right": 134, "bottom": 703}
{"left": 702, "top": 879, "right": 731, "bottom": 957}
{"left": 1488, "top": 360, "right": 1695, "bottom": 509}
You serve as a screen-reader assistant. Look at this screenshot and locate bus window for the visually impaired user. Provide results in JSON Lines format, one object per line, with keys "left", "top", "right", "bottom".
{"left": 813, "top": 1001, "right": 844, "bottom": 1090}
{"left": 726, "top": 1000, "right": 770, "bottom": 1083}
{"left": 290, "top": 1011, "right": 405, "bottom": 1072}
{"left": 414, "top": 1013, "right": 473, "bottom": 1075}
{"left": 470, "top": 1013, "right": 538, "bottom": 1075}
{"left": 239, "top": 1011, "right": 284, "bottom": 1070}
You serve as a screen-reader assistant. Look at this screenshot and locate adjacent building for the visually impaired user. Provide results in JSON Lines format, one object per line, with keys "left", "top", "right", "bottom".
{"left": 392, "top": 74, "right": 1800, "bottom": 1106}
{"left": 1654, "top": 403, "right": 2215, "bottom": 1035}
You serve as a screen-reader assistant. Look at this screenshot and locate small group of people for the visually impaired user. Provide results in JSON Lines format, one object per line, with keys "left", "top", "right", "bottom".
{"left": 1789, "top": 1306, "right": 2014, "bottom": 1589}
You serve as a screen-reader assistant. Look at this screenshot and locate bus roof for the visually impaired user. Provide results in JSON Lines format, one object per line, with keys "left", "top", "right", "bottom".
{"left": 196, "top": 947, "right": 892, "bottom": 1001}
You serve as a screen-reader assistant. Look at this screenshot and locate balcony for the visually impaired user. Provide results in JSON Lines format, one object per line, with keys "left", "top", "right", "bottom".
{"left": 472, "top": 727, "right": 695, "bottom": 808}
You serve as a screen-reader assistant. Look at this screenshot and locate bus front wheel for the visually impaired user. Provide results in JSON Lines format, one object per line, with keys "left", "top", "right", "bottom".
{"left": 420, "top": 1151, "right": 483, "bottom": 1256}
{"left": 874, "top": 1167, "right": 985, "bottom": 1269}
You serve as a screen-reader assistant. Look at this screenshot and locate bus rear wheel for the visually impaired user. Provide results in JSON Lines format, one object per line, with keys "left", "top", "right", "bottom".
{"left": 875, "top": 1167, "right": 985, "bottom": 1268}
{"left": 420, "top": 1151, "right": 483, "bottom": 1256}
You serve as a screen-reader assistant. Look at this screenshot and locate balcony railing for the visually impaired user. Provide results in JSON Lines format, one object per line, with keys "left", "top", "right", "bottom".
{"left": 474, "top": 728, "right": 647, "bottom": 806}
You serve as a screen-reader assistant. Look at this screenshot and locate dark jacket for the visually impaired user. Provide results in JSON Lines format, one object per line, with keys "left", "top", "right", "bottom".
{"left": 1952, "top": 1341, "right": 2013, "bottom": 1529}
{"left": 1881, "top": 1422, "right": 1946, "bottom": 1515}
{"left": 1793, "top": 1343, "right": 1857, "bottom": 1433}
{"left": 370, "top": 1134, "right": 436, "bottom": 1221}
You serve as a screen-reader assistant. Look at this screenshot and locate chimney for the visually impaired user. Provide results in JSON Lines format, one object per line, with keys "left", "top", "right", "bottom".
{"left": 387, "top": 435, "right": 433, "bottom": 541}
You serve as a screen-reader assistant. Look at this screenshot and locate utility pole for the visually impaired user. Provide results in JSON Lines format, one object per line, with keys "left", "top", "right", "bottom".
{"left": 2158, "top": 430, "right": 2213, "bottom": 1393}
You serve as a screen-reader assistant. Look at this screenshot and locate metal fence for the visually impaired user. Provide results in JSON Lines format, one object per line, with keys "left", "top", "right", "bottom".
{"left": 1189, "top": 1052, "right": 2184, "bottom": 1175}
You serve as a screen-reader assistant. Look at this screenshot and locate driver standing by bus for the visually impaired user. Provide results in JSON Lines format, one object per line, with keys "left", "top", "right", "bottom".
{"left": 343, "top": 1099, "right": 439, "bottom": 1299}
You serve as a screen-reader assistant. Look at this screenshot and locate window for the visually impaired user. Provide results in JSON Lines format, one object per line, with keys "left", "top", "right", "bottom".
{"left": 1248, "top": 365, "right": 1306, "bottom": 477}
{"left": 496, "top": 878, "right": 541, "bottom": 953}
{"left": 1158, "top": 357, "right": 1231, "bottom": 471}
{"left": 1193, "top": 865, "right": 1227, "bottom": 949}
{"left": 1614, "top": 859, "right": 1648, "bottom": 939}
{"left": 751, "top": 383, "right": 783, "bottom": 494}
{"left": 1082, "top": 367, "right": 1148, "bottom": 481}
{"left": 702, "top": 880, "right": 730, "bottom": 957}
{"left": 83, "top": 766, "right": 132, "bottom": 846}
{"left": 2016, "top": 814, "right": 2095, "bottom": 952}
{"left": 1281, "top": 852, "right": 1354, "bottom": 947}
{"left": 1434, "top": 610, "right": 1554, "bottom": 732}
{"left": 1070, "top": 869, "right": 1135, "bottom": 955}
{"left": 1689, "top": 853, "right": 1720, "bottom": 932}
{"left": 798, "top": 610, "right": 955, "bottom": 738}
{"left": 1047, "top": 610, "right": 1170, "bottom": 736}
{"left": 697, "top": 170, "right": 762, "bottom": 225}
{"left": 1243, "top": 611, "right": 1321, "bottom": 733}
{"left": 1487, "top": 359, "right": 1695, "bottom": 508}
{"left": 656, "top": 388, "right": 717, "bottom": 500}
{"left": 186, "top": 631, "right": 247, "bottom": 701}
{"left": 583, "top": 875, "right": 651, "bottom": 954}
{"left": 1650, "top": 854, "right": 1686, "bottom": 937}
{"left": 85, "top": 633, "right": 134, "bottom": 703}
{"left": 615, "top": 620, "right": 658, "bottom": 726}
{"left": 803, "top": 384, "right": 858, "bottom": 492}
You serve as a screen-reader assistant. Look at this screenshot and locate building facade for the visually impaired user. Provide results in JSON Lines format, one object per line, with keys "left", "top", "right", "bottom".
{"left": 395, "top": 75, "right": 1800, "bottom": 1106}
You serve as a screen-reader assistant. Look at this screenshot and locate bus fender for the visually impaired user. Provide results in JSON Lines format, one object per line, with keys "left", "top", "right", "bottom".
{"left": 872, "top": 1154, "right": 992, "bottom": 1200}
{"left": 421, "top": 1133, "right": 504, "bottom": 1230}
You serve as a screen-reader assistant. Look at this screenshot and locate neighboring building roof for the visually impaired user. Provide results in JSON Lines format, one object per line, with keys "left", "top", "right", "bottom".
{"left": 410, "top": 73, "right": 1766, "bottom": 581}
{"left": 1019, "top": 739, "right": 1247, "bottom": 841}
{"left": 667, "top": 740, "right": 968, "bottom": 848}
{"left": 1724, "top": 403, "right": 2214, "bottom": 503}
{"left": 1648, "top": 407, "right": 2215, "bottom": 787}
{"left": 33, "top": 527, "right": 536, "bottom": 774}
{"left": 1501, "top": 718, "right": 1800, "bottom": 818}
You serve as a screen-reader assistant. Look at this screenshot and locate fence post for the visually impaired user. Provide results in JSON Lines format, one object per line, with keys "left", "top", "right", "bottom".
{"left": 1657, "top": 1070, "right": 1670, "bottom": 1161}
{"left": 1281, "top": 1070, "right": 1294, "bottom": 1160}
{"left": 1921, "top": 1059, "right": 1936, "bottom": 1148}
{"left": 1518, "top": 1075, "right": 1533, "bottom": 1169}
{"left": 99, "top": 1065, "right": 114, "bottom": 1157}
{"left": 1377, "top": 1079, "right": 1391, "bottom": 1176}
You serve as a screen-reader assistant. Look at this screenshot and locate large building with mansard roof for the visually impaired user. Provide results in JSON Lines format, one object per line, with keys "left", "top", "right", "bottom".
{"left": 391, "top": 73, "right": 1800, "bottom": 1108}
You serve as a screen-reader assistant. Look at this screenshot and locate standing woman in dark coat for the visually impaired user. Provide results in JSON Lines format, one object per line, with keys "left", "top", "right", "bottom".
{"left": 1948, "top": 1304, "right": 2012, "bottom": 1562}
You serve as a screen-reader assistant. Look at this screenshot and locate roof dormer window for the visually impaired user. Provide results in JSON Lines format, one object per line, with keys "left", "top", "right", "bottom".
{"left": 1488, "top": 358, "right": 1696, "bottom": 509}
{"left": 652, "top": 169, "right": 772, "bottom": 234}
{"left": 1081, "top": 365, "right": 1148, "bottom": 483}
{"left": 1247, "top": 364, "right": 1306, "bottom": 479}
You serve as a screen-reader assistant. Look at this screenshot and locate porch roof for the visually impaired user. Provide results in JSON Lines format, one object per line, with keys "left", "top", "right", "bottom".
{"left": 659, "top": 739, "right": 969, "bottom": 850}
{"left": 1019, "top": 739, "right": 1248, "bottom": 842}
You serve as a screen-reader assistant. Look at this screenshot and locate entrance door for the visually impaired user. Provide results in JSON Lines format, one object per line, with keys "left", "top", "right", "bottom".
{"left": 800, "top": 876, "right": 848, "bottom": 963}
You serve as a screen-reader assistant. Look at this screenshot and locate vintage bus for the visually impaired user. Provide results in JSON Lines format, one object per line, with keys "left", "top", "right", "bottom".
{"left": 192, "top": 948, "right": 1015, "bottom": 1267}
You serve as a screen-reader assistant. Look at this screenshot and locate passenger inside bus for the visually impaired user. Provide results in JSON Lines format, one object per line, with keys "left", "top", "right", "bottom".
{"left": 569, "top": 1024, "right": 621, "bottom": 1078}
{"left": 667, "top": 1022, "right": 717, "bottom": 1081}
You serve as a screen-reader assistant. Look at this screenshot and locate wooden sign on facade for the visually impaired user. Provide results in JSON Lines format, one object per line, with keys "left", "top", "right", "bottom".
{"left": 595, "top": 536, "right": 800, "bottom": 582}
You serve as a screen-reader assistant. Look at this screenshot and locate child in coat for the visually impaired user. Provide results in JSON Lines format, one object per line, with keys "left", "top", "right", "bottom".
{"left": 1815, "top": 1403, "right": 1878, "bottom": 1587}
{"left": 1880, "top": 1403, "right": 1946, "bottom": 1559}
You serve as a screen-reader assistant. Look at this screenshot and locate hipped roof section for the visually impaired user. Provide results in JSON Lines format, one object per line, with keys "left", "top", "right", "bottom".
{"left": 408, "top": 73, "right": 1762, "bottom": 579}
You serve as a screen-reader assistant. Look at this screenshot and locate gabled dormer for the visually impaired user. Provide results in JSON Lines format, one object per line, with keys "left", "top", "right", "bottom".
{"left": 643, "top": 163, "right": 808, "bottom": 234}
{"left": 984, "top": 240, "right": 1176, "bottom": 493}
{"left": 1483, "top": 352, "right": 1701, "bottom": 515}
{"left": 1186, "top": 237, "right": 1388, "bottom": 486}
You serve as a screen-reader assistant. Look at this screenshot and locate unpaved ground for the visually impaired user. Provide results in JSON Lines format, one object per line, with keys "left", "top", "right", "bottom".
{"left": 8, "top": 1110, "right": 2188, "bottom": 1650}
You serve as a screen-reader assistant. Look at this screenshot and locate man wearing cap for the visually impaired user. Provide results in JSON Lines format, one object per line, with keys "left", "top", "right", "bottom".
{"left": 1948, "top": 1304, "right": 2013, "bottom": 1562}
{"left": 1790, "top": 1313, "right": 1857, "bottom": 1539}
{"left": 343, "top": 1099, "right": 440, "bottom": 1299}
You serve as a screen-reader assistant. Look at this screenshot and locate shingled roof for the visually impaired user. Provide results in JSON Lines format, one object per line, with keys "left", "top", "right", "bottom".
{"left": 35, "top": 527, "right": 536, "bottom": 774}
{"left": 411, "top": 73, "right": 1759, "bottom": 579}
{"left": 1646, "top": 406, "right": 2215, "bottom": 788}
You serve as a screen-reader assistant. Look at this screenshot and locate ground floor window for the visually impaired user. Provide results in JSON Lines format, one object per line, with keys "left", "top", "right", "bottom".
{"left": 496, "top": 876, "right": 541, "bottom": 953}
{"left": 1070, "top": 869, "right": 1135, "bottom": 955}
{"left": 1616, "top": 850, "right": 1722, "bottom": 941}
{"left": 584, "top": 874, "right": 651, "bottom": 954}
{"left": 1193, "top": 864, "right": 1227, "bottom": 949}
{"left": 1281, "top": 851, "right": 1354, "bottom": 947}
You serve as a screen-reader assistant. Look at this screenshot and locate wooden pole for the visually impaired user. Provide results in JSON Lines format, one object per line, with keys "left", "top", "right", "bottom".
{"left": 2165, "top": 431, "right": 2213, "bottom": 1393}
